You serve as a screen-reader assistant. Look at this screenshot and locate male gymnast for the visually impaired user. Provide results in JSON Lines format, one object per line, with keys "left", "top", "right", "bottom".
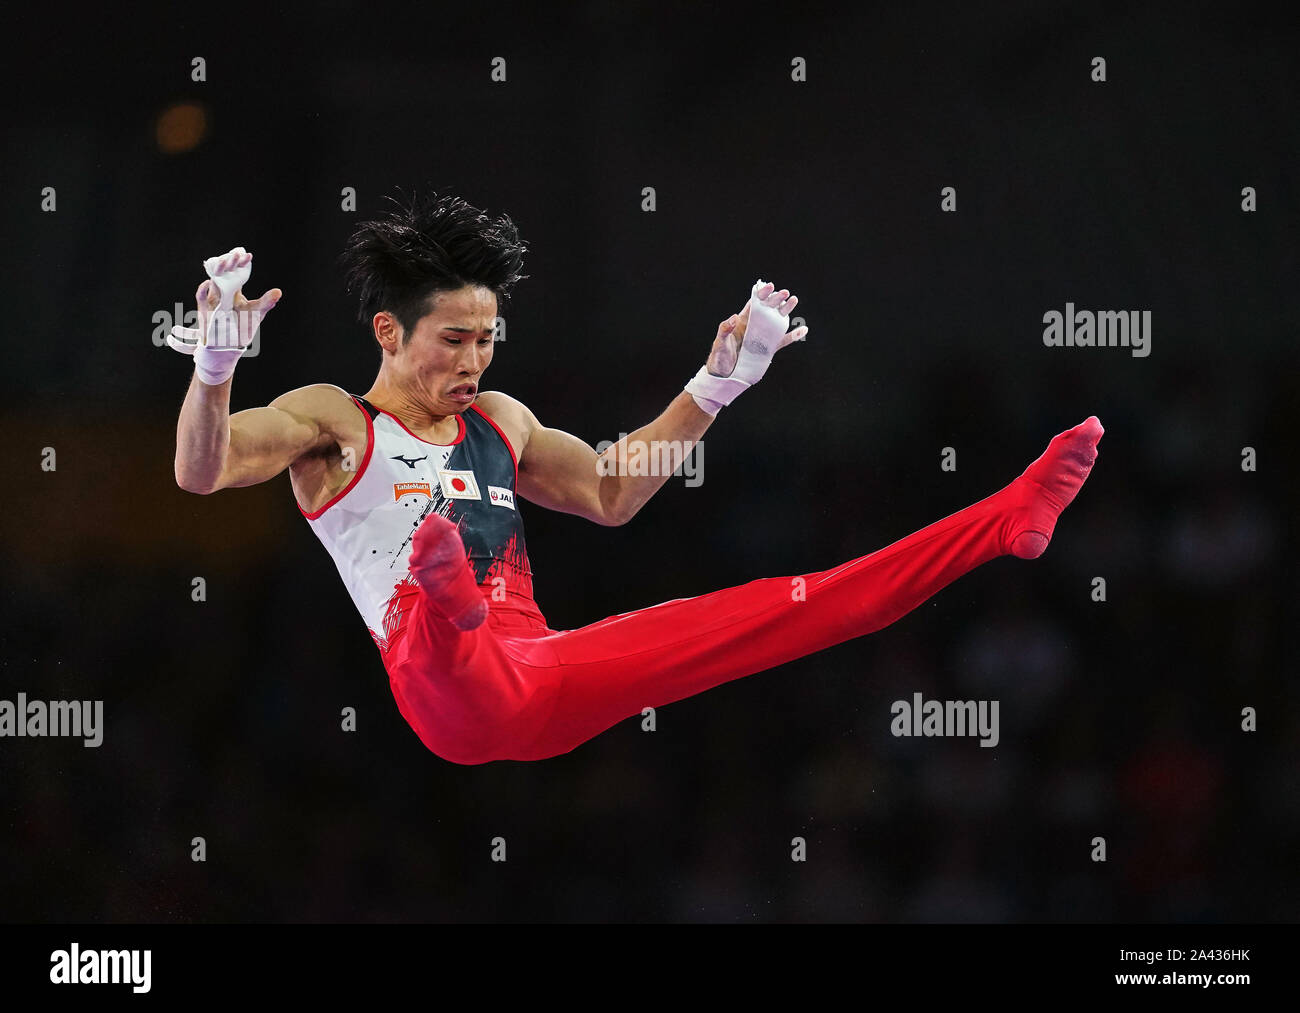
{"left": 171, "top": 192, "right": 1103, "bottom": 765}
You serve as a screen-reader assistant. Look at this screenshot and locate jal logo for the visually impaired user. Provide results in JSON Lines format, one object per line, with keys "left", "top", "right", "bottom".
{"left": 487, "top": 485, "right": 515, "bottom": 509}
{"left": 438, "top": 469, "right": 481, "bottom": 500}
{"left": 393, "top": 481, "right": 432, "bottom": 500}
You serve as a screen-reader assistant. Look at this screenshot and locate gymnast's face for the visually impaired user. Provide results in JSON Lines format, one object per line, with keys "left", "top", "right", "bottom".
{"left": 389, "top": 284, "right": 498, "bottom": 412}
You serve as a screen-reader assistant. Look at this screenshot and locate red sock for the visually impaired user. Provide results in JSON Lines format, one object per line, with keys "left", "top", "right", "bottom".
{"left": 809, "top": 416, "right": 1105, "bottom": 637}
{"left": 1000, "top": 415, "right": 1105, "bottom": 558}
{"left": 409, "top": 512, "right": 489, "bottom": 631}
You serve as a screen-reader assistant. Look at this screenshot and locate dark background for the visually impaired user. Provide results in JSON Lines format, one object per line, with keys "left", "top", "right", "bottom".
{"left": 1, "top": 1, "right": 1296, "bottom": 921}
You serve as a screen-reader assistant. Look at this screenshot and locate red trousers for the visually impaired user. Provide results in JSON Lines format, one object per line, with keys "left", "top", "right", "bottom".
{"left": 379, "top": 477, "right": 1026, "bottom": 765}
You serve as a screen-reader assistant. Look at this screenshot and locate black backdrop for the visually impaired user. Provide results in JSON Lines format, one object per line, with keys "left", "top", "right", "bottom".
{"left": 1, "top": 1, "right": 1296, "bottom": 921}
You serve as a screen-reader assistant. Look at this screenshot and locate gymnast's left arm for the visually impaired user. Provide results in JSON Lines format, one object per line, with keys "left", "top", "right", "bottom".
{"left": 509, "top": 389, "right": 712, "bottom": 527}
{"left": 509, "top": 282, "right": 807, "bottom": 526}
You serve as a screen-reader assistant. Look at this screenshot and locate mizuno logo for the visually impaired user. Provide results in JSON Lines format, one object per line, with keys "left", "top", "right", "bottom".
{"left": 391, "top": 454, "right": 428, "bottom": 469}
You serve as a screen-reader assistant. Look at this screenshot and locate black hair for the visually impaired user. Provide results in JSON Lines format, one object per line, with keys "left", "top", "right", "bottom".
{"left": 339, "top": 188, "right": 529, "bottom": 344}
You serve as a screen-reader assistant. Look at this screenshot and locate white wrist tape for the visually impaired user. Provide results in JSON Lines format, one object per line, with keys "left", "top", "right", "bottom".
{"left": 685, "top": 277, "right": 790, "bottom": 415}
{"left": 685, "top": 368, "right": 743, "bottom": 416}
{"left": 166, "top": 247, "right": 253, "bottom": 386}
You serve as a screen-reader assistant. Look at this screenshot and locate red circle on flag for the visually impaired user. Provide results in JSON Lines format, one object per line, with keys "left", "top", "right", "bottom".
{"left": 452, "top": 477, "right": 467, "bottom": 492}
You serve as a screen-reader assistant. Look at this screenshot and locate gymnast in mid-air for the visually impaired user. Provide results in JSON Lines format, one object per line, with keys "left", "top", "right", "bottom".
{"left": 171, "top": 191, "right": 1102, "bottom": 765}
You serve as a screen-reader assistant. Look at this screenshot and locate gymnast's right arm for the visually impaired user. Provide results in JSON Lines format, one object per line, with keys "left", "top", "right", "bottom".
{"left": 170, "top": 248, "right": 351, "bottom": 494}
{"left": 174, "top": 378, "right": 335, "bottom": 494}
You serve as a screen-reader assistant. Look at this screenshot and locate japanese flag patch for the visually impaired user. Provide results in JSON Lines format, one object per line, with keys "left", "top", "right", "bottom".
{"left": 438, "top": 469, "right": 481, "bottom": 500}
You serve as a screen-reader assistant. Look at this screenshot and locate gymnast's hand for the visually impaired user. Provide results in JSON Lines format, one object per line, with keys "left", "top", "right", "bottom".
{"left": 169, "top": 249, "right": 281, "bottom": 353}
{"left": 167, "top": 248, "right": 282, "bottom": 385}
{"left": 706, "top": 280, "right": 807, "bottom": 379}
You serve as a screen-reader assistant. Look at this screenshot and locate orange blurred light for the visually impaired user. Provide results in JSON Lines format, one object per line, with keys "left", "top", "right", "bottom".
{"left": 156, "top": 102, "right": 208, "bottom": 154}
